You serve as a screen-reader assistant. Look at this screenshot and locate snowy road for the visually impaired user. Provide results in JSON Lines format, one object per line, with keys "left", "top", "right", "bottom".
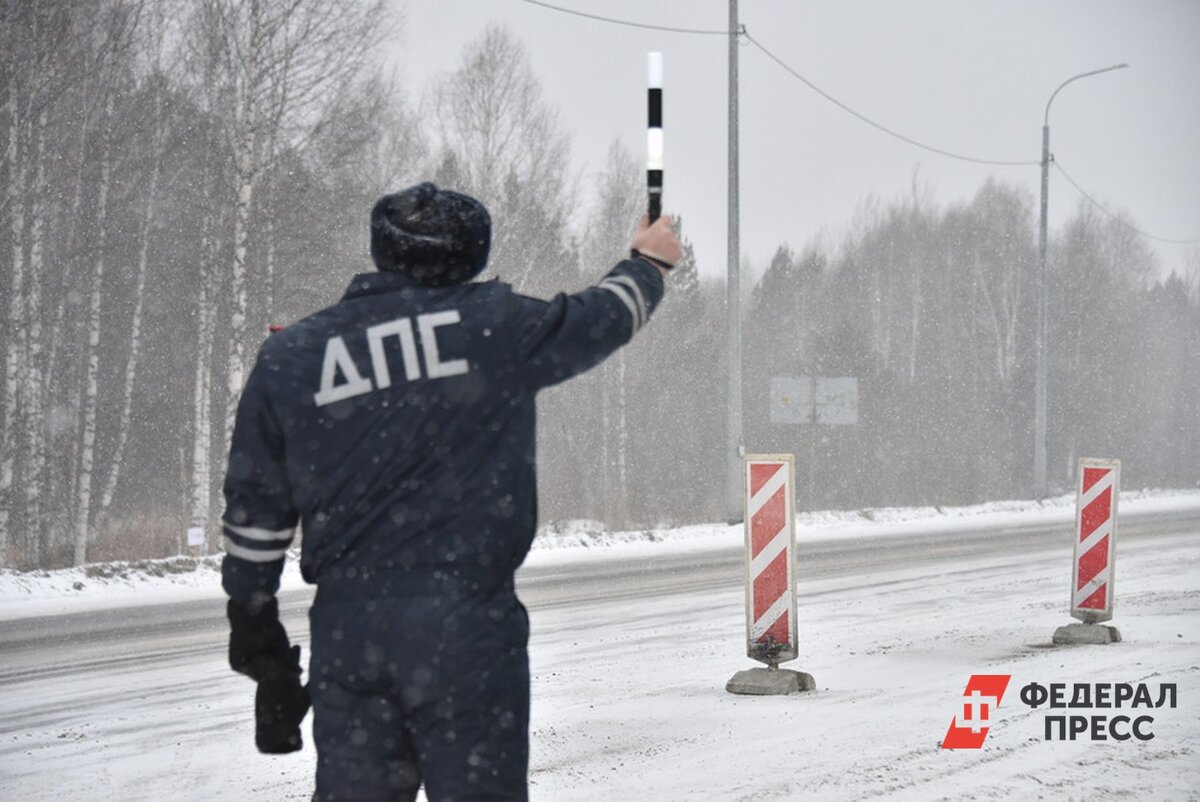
{"left": 2, "top": 505, "right": 1198, "bottom": 800}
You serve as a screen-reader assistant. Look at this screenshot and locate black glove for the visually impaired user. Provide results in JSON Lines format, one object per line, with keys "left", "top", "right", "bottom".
{"left": 228, "top": 596, "right": 291, "bottom": 682}
{"left": 227, "top": 597, "right": 311, "bottom": 754}
{"left": 255, "top": 644, "right": 310, "bottom": 754}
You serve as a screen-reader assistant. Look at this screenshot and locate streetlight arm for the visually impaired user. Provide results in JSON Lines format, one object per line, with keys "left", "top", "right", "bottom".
{"left": 1044, "top": 63, "right": 1129, "bottom": 126}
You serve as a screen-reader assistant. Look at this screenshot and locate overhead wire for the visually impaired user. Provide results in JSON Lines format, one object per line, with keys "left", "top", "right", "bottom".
{"left": 520, "top": 1, "right": 1198, "bottom": 247}
{"left": 519, "top": 0, "right": 728, "bottom": 36}
{"left": 1053, "top": 159, "right": 1200, "bottom": 245}
{"left": 742, "top": 31, "right": 1039, "bottom": 168}
{"left": 521, "top": 1, "right": 1039, "bottom": 167}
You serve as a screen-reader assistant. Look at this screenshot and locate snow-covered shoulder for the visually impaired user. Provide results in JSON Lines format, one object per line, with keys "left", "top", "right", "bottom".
{"left": 2, "top": 489, "right": 1197, "bottom": 622}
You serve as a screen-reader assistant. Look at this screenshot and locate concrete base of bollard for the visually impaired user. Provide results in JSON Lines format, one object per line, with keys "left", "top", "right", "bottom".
{"left": 726, "top": 667, "right": 816, "bottom": 695}
{"left": 1052, "top": 623, "right": 1122, "bottom": 645}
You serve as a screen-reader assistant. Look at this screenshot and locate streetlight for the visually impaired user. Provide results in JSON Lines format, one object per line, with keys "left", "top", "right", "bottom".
{"left": 1035, "top": 63, "right": 1128, "bottom": 498}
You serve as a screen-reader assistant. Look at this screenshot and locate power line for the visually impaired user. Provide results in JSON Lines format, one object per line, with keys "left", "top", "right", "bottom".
{"left": 524, "top": 0, "right": 1200, "bottom": 244}
{"left": 520, "top": 2, "right": 1042, "bottom": 167}
{"left": 519, "top": 0, "right": 729, "bottom": 36}
{"left": 744, "top": 31, "right": 1040, "bottom": 168}
{"left": 1053, "top": 159, "right": 1200, "bottom": 246}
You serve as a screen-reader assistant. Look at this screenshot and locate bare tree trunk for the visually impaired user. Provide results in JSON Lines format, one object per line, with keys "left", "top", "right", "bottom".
{"left": 0, "top": 81, "right": 26, "bottom": 567}
{"left": 60, "top": 353, "right": 85, "bottom": 547}
{"left": 908, "top": 260, "right": 922, "bottom": 384}
{"left": 190, "top": 162, "right": 220, "bottom": 551}
{"left": 222, "top": 0, "right": 264, "bottom": 448}
{"left": 22, "top": 103, "right": 49, "bottom": 565}
{"left": 224, "top": 163, "right": 256, "bottom": 440}
{"left": 95, "top": 94, "right": 167, "bottom": 539}
{"left": 870, "top": 256, "right": 885, "bottom": 362}
{"left": 614, "top": 352, "right": 629, "bottom": 528}
{"left": 45, "top": 203, "right": 87, "bottom": 536}
{"left": 191, "top": 267, "right": 216, "bottom": 550}
{"left": 261, "top": 124, "right": 279, "bottom": 325}
{"left": 264, "top": 185, "right": 275, "bottom": 323}
{"left": 42, "top": 9, "right": 138, "bottom": 556}
{"left": 72, "top": 93, "right": 115, "bottom": 567}
{"left": 600, "top": 366, "right": 612, "bottom": 523}
{"left": 43, "top": 63, "right": 95, "bottom": 408}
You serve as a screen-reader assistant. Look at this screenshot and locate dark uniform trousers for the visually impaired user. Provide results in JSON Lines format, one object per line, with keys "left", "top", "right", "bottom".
{"left": 310, "top": 573, "right": 530, "bottom": 802}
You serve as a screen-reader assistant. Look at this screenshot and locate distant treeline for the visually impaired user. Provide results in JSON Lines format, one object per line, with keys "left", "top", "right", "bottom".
{"left": 741, "top": 183, "right": 1199, "bottom": 510}
{"left": 1, "top": 1, "right": 1196, "bottom": 569}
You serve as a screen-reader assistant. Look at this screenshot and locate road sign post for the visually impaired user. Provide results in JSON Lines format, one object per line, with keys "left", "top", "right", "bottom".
{"left": 1053, "top": 458, "right": 1122, "bottom": 645}
{"left": 727, "top": 454, "right": 815, "bottom": 695}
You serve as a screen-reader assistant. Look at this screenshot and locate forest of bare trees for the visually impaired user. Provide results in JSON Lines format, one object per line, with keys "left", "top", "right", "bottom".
{"left": 2, "top": 1, "right": 1197, "bottom": 569}
{"left": 744, "top": 182, "right": 1199, "bottom": 510}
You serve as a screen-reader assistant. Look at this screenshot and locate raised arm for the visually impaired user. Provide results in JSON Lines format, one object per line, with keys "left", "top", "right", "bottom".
{"left": 516, "top": 214, "right": 681, "bottom": 391}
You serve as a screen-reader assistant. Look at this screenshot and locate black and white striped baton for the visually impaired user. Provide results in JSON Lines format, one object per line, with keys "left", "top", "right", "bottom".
{"left": 647, "top": 51, "right": 663, "bottom": 223}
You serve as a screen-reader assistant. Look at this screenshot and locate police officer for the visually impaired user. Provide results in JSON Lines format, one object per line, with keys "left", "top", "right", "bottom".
{"left": 221, "top": 181, "right": 680, "bottom": 801}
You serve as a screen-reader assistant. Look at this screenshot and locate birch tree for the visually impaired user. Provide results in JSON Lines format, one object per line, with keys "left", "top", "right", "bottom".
{"left": 190, "top": 158, "right": 222, "bottom": 549}
{"left": 94, "top": 34, "right": 175, "bottom": 543}
{"left": 22, "top": 97, "right": 49, "bottom": 565}
{"left": 431, "top": 24, "right": 575, "bottom": 296}
{"left": 185, "top": 0, "right": 385, "bottom": 543}
{"left": 70, "top": 2, "right": 142, "bottom": 566}
{"left": 1, "top": 2, "right": 105, "bottom": 566}
{"left": 0, "top": 2, "right": 26, "bottom": 565}
{"left": 41, "top": 9, "right": 109, "bottom": 551}
{"left": 71, "top": 89, "right": 116, "bottom": 567}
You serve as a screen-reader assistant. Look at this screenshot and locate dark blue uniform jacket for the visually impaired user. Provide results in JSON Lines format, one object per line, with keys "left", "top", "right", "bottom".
{"left": 221, "top": 260, "right": 664, "bottom": 605}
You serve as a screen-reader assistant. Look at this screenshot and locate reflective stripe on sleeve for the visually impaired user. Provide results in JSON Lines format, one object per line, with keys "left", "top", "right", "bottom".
{"left": 604, "top": 275, "right": 649, "bottom": 326}
{"left": 223, "top": 535, "right": 289, "bottom": 563}
{"left": 223, "top": 522, "right": 295, "bottom": 542}
{"left": 597, "top": 279, "right": 643, "bottom": 331}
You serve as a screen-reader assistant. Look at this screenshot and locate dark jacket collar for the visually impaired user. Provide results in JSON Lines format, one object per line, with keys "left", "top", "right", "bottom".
{"left": 341, "top": 271, "right": 423, "bottom": 301}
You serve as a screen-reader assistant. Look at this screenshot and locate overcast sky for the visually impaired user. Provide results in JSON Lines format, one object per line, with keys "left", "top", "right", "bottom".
{"left": 394, "top": 0, "right": 1200, "bottom": 282}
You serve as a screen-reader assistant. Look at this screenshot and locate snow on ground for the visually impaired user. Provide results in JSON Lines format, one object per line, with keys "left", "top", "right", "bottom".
{"left": 523, "top": 529, "right": 1200, "bottom": 801}
{"left": 2, "top": 488, "right": 1198, "bottom": 622}
{"left": 0, "top": 490, "right": 1198, "bottom": 800}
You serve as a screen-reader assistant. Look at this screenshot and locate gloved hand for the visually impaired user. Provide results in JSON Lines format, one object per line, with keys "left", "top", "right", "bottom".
{"left": 254, "top": 644, "right": 310, "bottom": 754}
{"left": 227, "top": 596, "right": 311, "bottom": 753}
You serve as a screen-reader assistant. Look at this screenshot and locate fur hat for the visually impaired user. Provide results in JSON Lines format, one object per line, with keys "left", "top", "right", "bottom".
{"left": 369, "top": 182, "right": 491, "bottom": 286}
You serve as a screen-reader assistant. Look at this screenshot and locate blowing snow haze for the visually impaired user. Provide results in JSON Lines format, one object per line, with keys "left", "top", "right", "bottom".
{"left": 0, "top": 1, "right": 1196, "bottom": 573}
{"left": 1, "top": 2, "right": 1200, "bottom": 800}
{"left": 400, "top": 0, "right": 1199, "bottom": 283}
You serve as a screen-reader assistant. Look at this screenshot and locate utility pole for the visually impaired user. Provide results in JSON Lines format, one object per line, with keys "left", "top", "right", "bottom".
{"left": 1035, "top": 121, "right": 1049, "bottom": 498}
{"left": 1035, "top": 63, "right": 1127, "bottom": 498}
{"left": 726, "top": 0, "right": 743, "bottom": 522}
